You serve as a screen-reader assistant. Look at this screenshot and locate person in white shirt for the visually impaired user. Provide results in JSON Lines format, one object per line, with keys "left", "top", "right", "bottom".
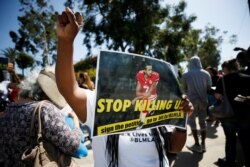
{"left": 55, "top": 7, "right": 193, "bottom": 167}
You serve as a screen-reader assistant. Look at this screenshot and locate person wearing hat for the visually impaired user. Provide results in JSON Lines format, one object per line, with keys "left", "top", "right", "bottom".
{"left": 38, "top": 66, "right": 89, "bottom": 154}
{"left": 37, "top": 66, "right": 68, "bottom": 109}
{"left": 38, "top": 66, "right": 92, "bottom": 149}
{"left": 0, "top": 68, "right": 88, "bottom": 166}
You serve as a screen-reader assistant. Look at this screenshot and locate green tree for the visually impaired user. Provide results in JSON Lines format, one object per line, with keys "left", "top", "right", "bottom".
{"left": 1, "top": 47, "right": 17, "bottom": 66}
{"left": 182, "top": 29, "right": 202, "bottom": 60}
{"left": 75, "top": 0, "right": 168, "bottom": 55}
{"left": 9, "top": 0, "right": 57, "bottom": 67}
{"left": 197, "top": 25, "right": 224, "bottom": 68}
{"left": 74, "top": 0, "right": 198, "bottom": 64}
{"left": 67, "top": 0, "right": 236, "bottom": 68}
{"left": 74, "top": 55, "right": 97, "bottom": 82}
{"left": 181, "top": 24, "right": 236, "bottom": 70}
{"left": 74, "top": 56, "right": 97, "bottom": 72}
{"left": 153, "top": 1, "right": 197, "bottom": 64}
{"left": 16, "top": 52, "right": 34, "bottom": 76}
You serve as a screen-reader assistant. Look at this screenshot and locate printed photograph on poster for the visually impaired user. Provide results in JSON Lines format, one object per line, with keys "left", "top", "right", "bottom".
{"left": 93, "top": 50, "right": 187, "bottom": 137}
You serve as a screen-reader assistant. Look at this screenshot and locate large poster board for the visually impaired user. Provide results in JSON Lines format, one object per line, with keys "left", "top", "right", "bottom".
{"left": 93, "top": 51, "right": 187, "bottom": 137}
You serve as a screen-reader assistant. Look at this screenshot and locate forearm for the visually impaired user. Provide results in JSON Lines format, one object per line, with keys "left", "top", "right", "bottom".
{"left": 136, "top": 91, "right": 146, "bottom": 98}
{"left": 12, "top": 73, "right": 20, "bottom": 84}
{"left": 147, "top": 82, "right": 157, "bottom": 95}
{"left": 8, "top": 67, "right": 20, "bottom": 84}
{"left": 135, "top": 82, "right": 146, "bottom": 97}
{"left": 56, "top": 39, "right": 87, "bottom": 122}
{"left": 56, "top": 7, "right": 87, "bottom": 122}
{"left": 56, "top": 39, "right": 78, "bottom": 98}
{"left": 168, "top": 127, "right": 187, "bottom": 154}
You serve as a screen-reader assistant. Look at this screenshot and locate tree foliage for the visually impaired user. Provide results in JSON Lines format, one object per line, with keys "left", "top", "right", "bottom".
{"left": 74, "top": 56, "right": 97, "bottom": 81}
{"left": 10, "top": 0, "right": 58, "bottom": 67}
{"left": 153, "top": 1, "right": 197, "bottom": 64}
{"left": 182, "top": 29, "right": 201, "bottom": 60}
{"left": 74, "top": 56, "right": 97, "bottom": 72}
{"left": 197, "top": 25, "right": 224, "bottom": 68}
{"left": 1, "top": 47, "right": 17, "bottom": 65}
{"left": 66, "top": 0, "right": 237, "bottom": 71}
{"left": 16, "top": 51, "right": 34, "bottom": 76}
{"left": 75, "top": 0, "right": 168, "bottom": 55}
{"left": 6, "top": 0, "right": 236, "bottom": 73}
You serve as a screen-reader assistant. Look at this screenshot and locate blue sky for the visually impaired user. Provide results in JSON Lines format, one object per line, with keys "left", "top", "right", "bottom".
{"left": 180, "top": 0, "right": 250, "bottom": 63}
{"left": 0, "top": 0, "right": 249, "bottom": 69}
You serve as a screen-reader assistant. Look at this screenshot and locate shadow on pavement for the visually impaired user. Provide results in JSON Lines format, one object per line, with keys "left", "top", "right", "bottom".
{"left": 206, "top": 121, "right": 219, "bottom": 139}
{"left": 172, "top": 151, "right": 203, "bottom": 167}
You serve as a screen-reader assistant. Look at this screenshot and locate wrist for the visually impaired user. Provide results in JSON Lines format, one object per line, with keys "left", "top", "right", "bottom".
{"left": 58, "top": 36, "right": 75, "bottom": 44}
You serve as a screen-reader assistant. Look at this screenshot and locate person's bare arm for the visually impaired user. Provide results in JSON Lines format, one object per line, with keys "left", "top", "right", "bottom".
{"left": 167, "top": 95, "right": 193, "bottom": 153}
{"left": 168, "top": 127, "right": 187, "bottom": 154}
{"left": 8, "top": 68, "right": 21, "bottom": 84}
{"left": 56, "top": 7, "right": 87, "bottom": 122}
{"left": 145, "top": 81, "right": 157, "bottom": 97}
{"left": 135, "top": 81, "right": 145, "bottom": 98}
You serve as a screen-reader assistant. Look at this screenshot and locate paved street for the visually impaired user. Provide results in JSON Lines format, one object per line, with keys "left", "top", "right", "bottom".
{"left": 74, "top": 120, "right": 245, "bottom": 167}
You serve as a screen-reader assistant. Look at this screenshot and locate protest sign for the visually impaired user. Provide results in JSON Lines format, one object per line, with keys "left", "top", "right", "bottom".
{"left": 93, "top": 51, "right": 187, "bottom": 137}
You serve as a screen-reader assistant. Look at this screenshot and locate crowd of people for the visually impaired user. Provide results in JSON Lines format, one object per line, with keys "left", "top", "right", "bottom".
{"left": 0, "top": 6, "right": 249, "bottom": 167}
{"left": 182, "top": 51, "right": 250, "bottom": 167}
{"left": 213, "top": 52, "right": 250, "bottom": 167}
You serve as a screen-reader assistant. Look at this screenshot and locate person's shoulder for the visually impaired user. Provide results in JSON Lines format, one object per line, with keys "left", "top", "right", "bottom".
{"left": 38, "top": 100, "right": 60, "bottom": 114}
{"left": 201, "top": 69, "right": 210, "bottom": 75}
{"left": 81, "top": 88, "right": 96, "bottom": 102}
{"left": 152, "top": 71, "right": 159, "bottom": 76}
{"left": 137, "top": 70, "right": 144, "bottom": 75}
{"left": 81, "top": 88, "right": 95, "bottom": 95}
{"left": 151, "top": 72, "right": 160, "bottom": 81}
{"left": 136, "top": 70, "right": 144, "bottom": 79}
{"left": 40, "top": 100, "right": 55, "bottom": 107}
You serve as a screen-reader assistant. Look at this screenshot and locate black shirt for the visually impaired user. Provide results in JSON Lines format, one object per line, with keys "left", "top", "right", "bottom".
{"left": 215, "top": 72, "right": 250, "bottom": 117}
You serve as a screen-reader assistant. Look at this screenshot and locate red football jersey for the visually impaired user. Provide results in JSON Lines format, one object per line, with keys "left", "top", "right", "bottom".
{"left": 136, "top": 70, "right": 159, "bottom": 99}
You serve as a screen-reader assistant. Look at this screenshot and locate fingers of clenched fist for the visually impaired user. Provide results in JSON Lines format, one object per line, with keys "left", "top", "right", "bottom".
{"left": 180, "top": 95, "right": 194, "bottom": 116}
{"left": 58, "top": 8, "right": 83, "bottom": 28}
{"left": 75, "top": 12, "right": 83, "bottom": 27}
{"left": 58, "top": 11, "right": 69, "bottom": 26}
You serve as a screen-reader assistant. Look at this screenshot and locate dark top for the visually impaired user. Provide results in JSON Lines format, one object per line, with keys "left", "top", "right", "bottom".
{"left": 215, "top": 73, "right": 250, "bottom": 118}
{"left": 0, "top": 101, "right": 82, "bottom": 166}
